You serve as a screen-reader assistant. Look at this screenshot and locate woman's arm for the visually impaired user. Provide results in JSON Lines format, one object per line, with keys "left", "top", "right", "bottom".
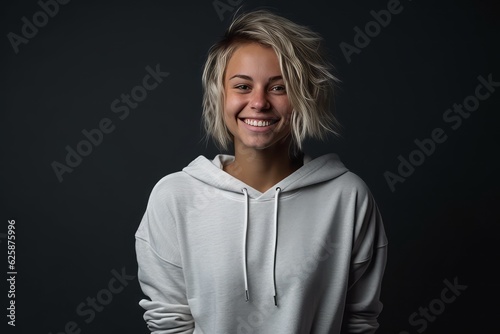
{"left": 135, "top": 178, "right": 195, "bottom": 334}
{"left": 341, "top": 187, "right": 388, "bottom": 333}
{"left": 136, "top": 238, "right": 194, "bottom": 333}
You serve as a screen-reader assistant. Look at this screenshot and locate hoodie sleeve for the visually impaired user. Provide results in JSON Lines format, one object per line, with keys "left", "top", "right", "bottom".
{"left": 135, "top": 178, "right": 195, "bottom": 334}
{"left": 341, "top": 186, "right": 388, "bottom": 334}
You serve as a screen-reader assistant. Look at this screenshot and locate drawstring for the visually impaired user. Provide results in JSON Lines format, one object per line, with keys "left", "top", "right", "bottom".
{"left": 273, "top": 187, "right": 281, "bottom": 306}
{"left": 241, "top": 187, "right": 281, "bottom": 307}
{"left": 242, "top": 188, "right": 250, "bottom": 302}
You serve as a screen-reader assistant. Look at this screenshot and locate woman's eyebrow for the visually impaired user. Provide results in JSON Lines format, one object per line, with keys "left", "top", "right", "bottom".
{"left": 268, "top": 75, "right": 283, "bottom": 83}
{"left": 229, "top": 74, "right": 252, "bottom": 81}
{"left": 228, "top": 74, "right": 284, "bottom": 82}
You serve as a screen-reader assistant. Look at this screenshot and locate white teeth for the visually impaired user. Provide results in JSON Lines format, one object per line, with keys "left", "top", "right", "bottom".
{"left": 244, "top": 119, "right": 275, "bottom": 127}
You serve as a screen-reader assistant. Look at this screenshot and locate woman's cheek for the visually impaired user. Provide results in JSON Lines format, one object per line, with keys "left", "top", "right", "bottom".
{"left": 283, "top": 112, "right": 292, "bottom": 125}
{"left": 225, "top": 98, "right": 245, "bottom": 116}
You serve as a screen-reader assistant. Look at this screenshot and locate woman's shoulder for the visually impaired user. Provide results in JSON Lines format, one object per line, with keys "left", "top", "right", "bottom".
{"left": 155, "top": 169, "right": 191, "bottom": 185}
{"left": 327, "top": 168, "right": 375, "bottom": 200}
{"left": 147, "top": 154, "right": 218, "bottom": 198}
{"left": 308, "top": 152, "right": 372, "bottom": 195}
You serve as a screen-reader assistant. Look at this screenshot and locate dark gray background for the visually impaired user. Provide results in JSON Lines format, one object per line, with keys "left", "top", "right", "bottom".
{"left": 2, "top": 0, "right": 499, "bottom": 333}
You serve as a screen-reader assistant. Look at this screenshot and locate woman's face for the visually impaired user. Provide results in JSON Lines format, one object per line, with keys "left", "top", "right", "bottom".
{"left": 223, "top": 42, "right": 293, "bottom": 152}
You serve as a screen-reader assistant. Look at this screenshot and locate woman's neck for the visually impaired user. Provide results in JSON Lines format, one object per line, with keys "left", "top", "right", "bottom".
{"left": 223, "top": 141, "right": 303, "bottom": 193}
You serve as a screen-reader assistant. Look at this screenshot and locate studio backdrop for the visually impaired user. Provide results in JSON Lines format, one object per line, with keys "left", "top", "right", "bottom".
{"left": 1, "top": 0, "right": 499, "bottom": 333}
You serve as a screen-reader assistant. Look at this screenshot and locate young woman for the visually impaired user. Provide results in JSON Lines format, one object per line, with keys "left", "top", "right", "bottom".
{"left": 135, "top": 9, "right": 388, "bottom": 334}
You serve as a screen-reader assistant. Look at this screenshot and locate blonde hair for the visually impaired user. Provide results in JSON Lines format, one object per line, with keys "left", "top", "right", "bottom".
{"left": 202, "top": 9, "right": 341, "bottom": 152}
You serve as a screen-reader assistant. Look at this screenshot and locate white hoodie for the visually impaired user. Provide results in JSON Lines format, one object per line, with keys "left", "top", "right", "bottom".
{"left": 135, "top": 153, "right": 388, "bottom": 333}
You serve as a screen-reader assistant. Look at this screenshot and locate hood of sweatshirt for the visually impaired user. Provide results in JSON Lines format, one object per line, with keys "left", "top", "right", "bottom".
{"left": 182, "top": 153, "right": 349, "bottom": 306}
{"left": 183, "top": 153, "right": 348, "bottom": 199}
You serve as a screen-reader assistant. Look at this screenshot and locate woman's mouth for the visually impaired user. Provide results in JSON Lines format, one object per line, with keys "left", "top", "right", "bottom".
{"left": 242, "top": 118, "right": 279, "bottom": 127}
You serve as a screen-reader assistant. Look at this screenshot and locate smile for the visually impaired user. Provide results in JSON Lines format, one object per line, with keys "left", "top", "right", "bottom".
{"left": 242, "top": 118, "right": 278, "bottom": 127}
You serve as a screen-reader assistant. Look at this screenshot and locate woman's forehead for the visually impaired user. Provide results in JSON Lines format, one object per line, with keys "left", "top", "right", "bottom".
{"left": 225, "top": 43, "right": 281, "bottom": 79}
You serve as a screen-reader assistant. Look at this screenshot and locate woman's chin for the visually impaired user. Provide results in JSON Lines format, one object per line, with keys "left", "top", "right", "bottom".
{"left": 237, "top": 137, "right": 290, "bottom": 152}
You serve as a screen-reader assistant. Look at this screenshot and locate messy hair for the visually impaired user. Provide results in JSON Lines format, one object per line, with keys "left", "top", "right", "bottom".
{"left": 202, "top": 9, "right": 341, "bottom": 152}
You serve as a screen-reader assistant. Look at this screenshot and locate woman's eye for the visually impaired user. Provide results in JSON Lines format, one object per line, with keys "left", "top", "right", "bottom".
{"left": 235, "top": 84, "right": 250, "bottom": 90}
{"left": 271, "top": 85, "right": 286, "bottom": 92}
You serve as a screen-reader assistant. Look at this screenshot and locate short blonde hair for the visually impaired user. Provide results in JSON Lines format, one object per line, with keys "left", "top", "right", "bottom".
{"left": 202, "top": 9, "right": 341, "bottom": 152}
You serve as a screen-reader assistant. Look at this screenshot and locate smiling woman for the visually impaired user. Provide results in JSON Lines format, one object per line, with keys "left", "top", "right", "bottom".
{"left": 222, "top": 42, "right": 298, "bottom": 191}
{"left": 135, "top": 9, "right": 388, "bottom": 334}
{"left": 224, "top": 43, "right": 291, "bottom": 147}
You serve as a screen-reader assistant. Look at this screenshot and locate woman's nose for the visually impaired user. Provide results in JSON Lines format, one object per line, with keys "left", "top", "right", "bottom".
{"left": 250, "top": 88, "right": 270, "bottom": 111}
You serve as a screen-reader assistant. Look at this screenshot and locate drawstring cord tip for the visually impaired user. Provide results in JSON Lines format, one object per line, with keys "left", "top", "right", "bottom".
{"left": 245, "top": 290, "right": 249, "bottom": 302}
{"left": 274, "top": 295, "right": 278, "bottom": 307}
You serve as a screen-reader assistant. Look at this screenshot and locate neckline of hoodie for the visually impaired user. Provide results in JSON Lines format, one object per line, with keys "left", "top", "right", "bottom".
{"left": 211, "top": 154, "right": 318, "bottom": 197}
{"left": 219, "top": 188, "right": 302, "bottom": 202}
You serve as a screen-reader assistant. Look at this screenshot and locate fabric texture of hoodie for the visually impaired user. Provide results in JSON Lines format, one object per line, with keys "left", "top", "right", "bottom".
{"left": 135, "top": 153, "right": 388, "bottom": 333}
